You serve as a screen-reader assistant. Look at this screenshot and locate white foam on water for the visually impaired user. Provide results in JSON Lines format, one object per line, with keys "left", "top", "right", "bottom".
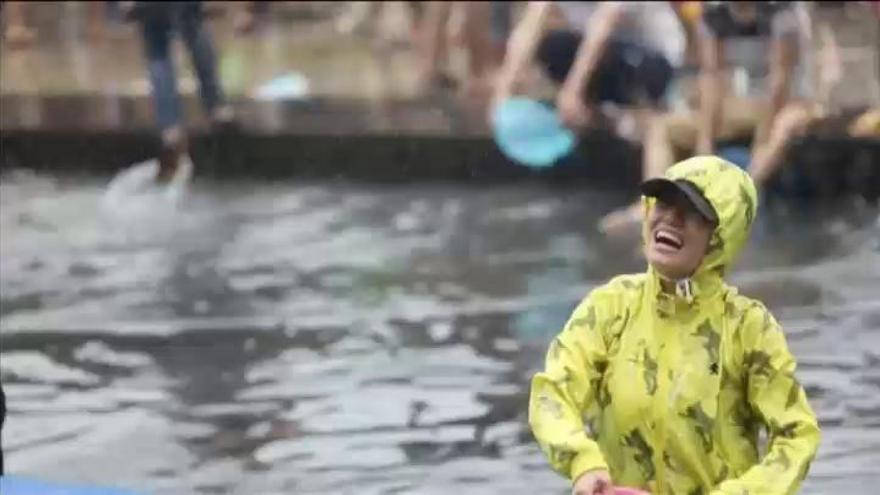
{"left": 100, "top": 156, "right": 193, "bottom": 239}
{"left": 73, "top": 340, "right": 155, "bottom": 368}
{"left": 1, "top": 351, "right": 100, "bottom": 386}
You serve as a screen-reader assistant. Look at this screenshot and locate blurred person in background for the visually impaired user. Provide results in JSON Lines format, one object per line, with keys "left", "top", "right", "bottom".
{"left": 336, "top": 2, "right": 423, "bottom": 48}
{"left": 332, "top": 2, "right": 503, "bottom": 98}
{"left": 601, "top": 1, "right": 824, "bottom": 236}
{"left": 123, "top": 1, "right": 234, "bottom": 184}
{"left": 89, "top": 2, "right": 137, "bottom": 40}
{"left": 419, "top": 2, "right": 500, "bottom": 96}
{"left": 490, "top": 1, "right": 514, "bottom": 63}
{"left": 1, "top": 1, "right": 36, "bottom": 48}
{"left": 530, "top": 156, "right": 820, "bottom": 495}
{"left": 672, "top": 1, "right": 703, "bottom": 68}
{"left": 492, "top": 2, "right": 686, "bottom": 136}
{"left": 233, "top": 1, "right": 270, "bottom": 35}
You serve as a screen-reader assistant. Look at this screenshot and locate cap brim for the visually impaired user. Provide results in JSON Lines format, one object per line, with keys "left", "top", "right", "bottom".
{"left": 641, "top": 178, "right": 718, "bottom": 224}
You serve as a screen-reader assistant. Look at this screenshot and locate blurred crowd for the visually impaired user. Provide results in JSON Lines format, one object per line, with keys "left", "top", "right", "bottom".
{"left": 1, "top": 2, "right": 879, "bottom": 217}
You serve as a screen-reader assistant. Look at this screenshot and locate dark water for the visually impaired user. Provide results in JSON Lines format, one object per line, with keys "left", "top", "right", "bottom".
{"left": 1, "top": 170, "right": 879, "bottom": 494}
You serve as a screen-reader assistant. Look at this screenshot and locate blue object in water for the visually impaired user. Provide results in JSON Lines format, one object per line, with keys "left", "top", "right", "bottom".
{"left": 718, "top": 145, "right": 750, "bottom": 170}
{"left": 0, "top": 476, "right": 142, "bottom": 495}
{"left": 492, "top": 97, "right": 577, "bottom": 168}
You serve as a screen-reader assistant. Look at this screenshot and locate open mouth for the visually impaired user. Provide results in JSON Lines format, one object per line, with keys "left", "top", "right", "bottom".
{"left": 653, "top": 228, "right": 684, "bottom": 250}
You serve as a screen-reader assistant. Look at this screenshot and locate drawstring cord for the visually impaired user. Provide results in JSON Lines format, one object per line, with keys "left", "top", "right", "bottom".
{"left": 655, "top": 277, "right": 697, "bottom": 317}
{"left": 675, "top": 278, "right": 695, "bottom": 305}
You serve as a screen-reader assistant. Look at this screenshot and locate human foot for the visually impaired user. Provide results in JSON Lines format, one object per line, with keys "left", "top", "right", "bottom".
{"left": 156, "top": 129, "right": 187, "bottom": 184}
{"left": 599, "top": 203, "right": 643, "bottom": 237}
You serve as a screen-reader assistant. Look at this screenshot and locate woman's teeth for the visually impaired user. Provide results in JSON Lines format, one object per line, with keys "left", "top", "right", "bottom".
{"left": 654, "top": 229, "right": 684, "bottom": 249}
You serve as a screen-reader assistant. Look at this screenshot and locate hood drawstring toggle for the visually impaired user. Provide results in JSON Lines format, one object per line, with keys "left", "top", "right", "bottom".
{"left": 675, "top": 278, "right": 695, "bottom": 305}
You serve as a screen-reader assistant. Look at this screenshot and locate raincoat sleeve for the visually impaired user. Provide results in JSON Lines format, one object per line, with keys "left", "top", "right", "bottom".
{"left": 712, "top": 307, "right": 821, "bottom": 495}
{"left": 529, "top": 289, "right": 613, "bottom": 482}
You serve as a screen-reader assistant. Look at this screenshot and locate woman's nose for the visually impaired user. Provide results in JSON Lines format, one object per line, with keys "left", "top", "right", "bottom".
{"left": 659, "top": 204, "right": 686, "bottom": 226}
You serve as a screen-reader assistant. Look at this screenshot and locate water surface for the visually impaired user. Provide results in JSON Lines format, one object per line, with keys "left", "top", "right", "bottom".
{"left": 2, "top": 171, "right": 879, "bottom": 494}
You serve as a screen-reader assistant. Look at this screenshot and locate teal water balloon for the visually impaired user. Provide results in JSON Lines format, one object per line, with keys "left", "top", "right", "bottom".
{"left": 492, "top": 97, "right": 577, "bottom": 168}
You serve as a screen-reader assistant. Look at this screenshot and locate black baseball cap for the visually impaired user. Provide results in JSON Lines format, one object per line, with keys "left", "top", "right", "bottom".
{"left": 640, "top": 178, "right": 719, "bottom": 225}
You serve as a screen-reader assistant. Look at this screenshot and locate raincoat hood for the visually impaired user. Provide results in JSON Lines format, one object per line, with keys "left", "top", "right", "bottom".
{"left": 642, "top": 156, "right": 758, "bottom": 301}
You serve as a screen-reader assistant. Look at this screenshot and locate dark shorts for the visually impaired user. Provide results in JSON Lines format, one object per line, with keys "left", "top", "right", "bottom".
{"left": 536, "top": 30, "right": 673, "bottom": 107}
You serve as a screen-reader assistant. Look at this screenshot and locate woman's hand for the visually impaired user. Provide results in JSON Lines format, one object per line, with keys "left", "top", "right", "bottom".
{"left": 572, "top": 469, "right": 613, "bottom": 495}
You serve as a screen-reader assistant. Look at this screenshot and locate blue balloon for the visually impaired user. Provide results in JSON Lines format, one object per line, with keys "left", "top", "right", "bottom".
{"left": 492, "top": 97, "right": 577, "bottom": 168}
{"left": 0, "top": 476, "right": 142, "bottom": 495}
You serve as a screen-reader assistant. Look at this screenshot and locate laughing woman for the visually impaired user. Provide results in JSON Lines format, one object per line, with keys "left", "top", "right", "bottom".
{"left": 529, "top": 156, "right": 819, "bottom": 495}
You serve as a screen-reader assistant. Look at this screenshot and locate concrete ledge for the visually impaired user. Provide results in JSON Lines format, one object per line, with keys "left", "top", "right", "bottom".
{"left": 1, "top": 94, "right": 878, "bottom": 202}
{"left": 0, "top": 94, "right": 490, "bottom": 136}
{"left": 0, "top": 128, "right": 641, "bottom": 186}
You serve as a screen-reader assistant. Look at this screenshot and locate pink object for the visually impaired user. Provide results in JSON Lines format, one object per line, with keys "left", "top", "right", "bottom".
{"left": 614, "top": 488, "right": 651, "bottom": 495}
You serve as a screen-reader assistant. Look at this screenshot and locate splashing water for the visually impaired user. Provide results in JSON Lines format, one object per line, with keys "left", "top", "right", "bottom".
{"left": 99, "top": 156, "right": 193, "bottom": 240}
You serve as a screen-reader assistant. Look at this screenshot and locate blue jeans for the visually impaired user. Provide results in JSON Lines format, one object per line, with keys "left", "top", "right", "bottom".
{"left": 138, "top": 2, "right": 224, "bottom": 132}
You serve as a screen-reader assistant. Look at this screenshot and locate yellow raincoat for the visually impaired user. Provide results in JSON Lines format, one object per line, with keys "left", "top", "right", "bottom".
{"left": 529, "top": 156, "right": 820, "bottom": 494}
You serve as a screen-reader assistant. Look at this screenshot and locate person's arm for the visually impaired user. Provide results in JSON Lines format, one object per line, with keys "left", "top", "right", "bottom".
{"left": 493, "top": 1, "right": 554, "bottom": 107}
{"left": 529, "top": 293, "right": 611, "bottom": 483}
{"left": 815, "top": 21, "right": 842, "bottom": 108}
{"left": 696, "top": 25, "right": 725, "bottom": 155}
{"left": 669, "top": 1, "right": 700, "bottom": 68}
{"left": 710, "top": 307, "right": 821, "bottom": 494}
{"left": 555, "top": 2, "right": 625, "bottom": 127}
{"left": 559, "top": 2, "right": 624, "bottom": 98}
{"left": 755, "top": 15, "right": 800, "bottom": 147}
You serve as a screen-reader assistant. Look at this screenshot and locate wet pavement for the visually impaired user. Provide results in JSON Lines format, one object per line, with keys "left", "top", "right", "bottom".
{"left": 1, "top": 170, "right": 879, "bottom": 494}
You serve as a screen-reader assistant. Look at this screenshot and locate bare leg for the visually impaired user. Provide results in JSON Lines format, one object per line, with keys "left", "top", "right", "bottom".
{"left": 87, "top": 1, "right": 105, "bottom": 40}
{"left": 488, "top": 1, "right": 512, "bottom": 64}
{"left": 599, "top": 95, "right": 761, "bottom": 236}
{"left": 599, "top": 111, "right": 698, "bottom": 235}
{"left": 420, "top": 1, "right": 455, "bottom": 91}
{"left": 598, "top": 97, "right": 755, "bottom": 233}
{"left": 406, "top": 1, "right": 425, "bottom": 45}
{"left": 460, "top": 1, "right": 497, "bottom": 100}
{"left": 3, "top": 1, "right": 35, "bottom": 48}
{"left": 234, "top": 2, "right": 257, "bottom": 35}
{"left": 462, "top": 2, "right": 494, "bottom": 77}
{"left": 748, "top": 102, "right": 819, "bottom": 188}
{"left": 848, "top": 107, "right": 880, "bottom": 137}
{"left": 336, "top": 1, "right": 379, "bottom": 36}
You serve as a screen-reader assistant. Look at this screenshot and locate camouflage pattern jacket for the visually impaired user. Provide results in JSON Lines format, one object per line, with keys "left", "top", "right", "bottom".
{"left": 529, "top": 156, "right": 820, "bottom": 494}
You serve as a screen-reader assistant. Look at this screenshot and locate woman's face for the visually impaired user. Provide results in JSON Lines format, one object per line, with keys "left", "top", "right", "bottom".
{"left": 646, "top": 194, "right": 715, "bottom": 280}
